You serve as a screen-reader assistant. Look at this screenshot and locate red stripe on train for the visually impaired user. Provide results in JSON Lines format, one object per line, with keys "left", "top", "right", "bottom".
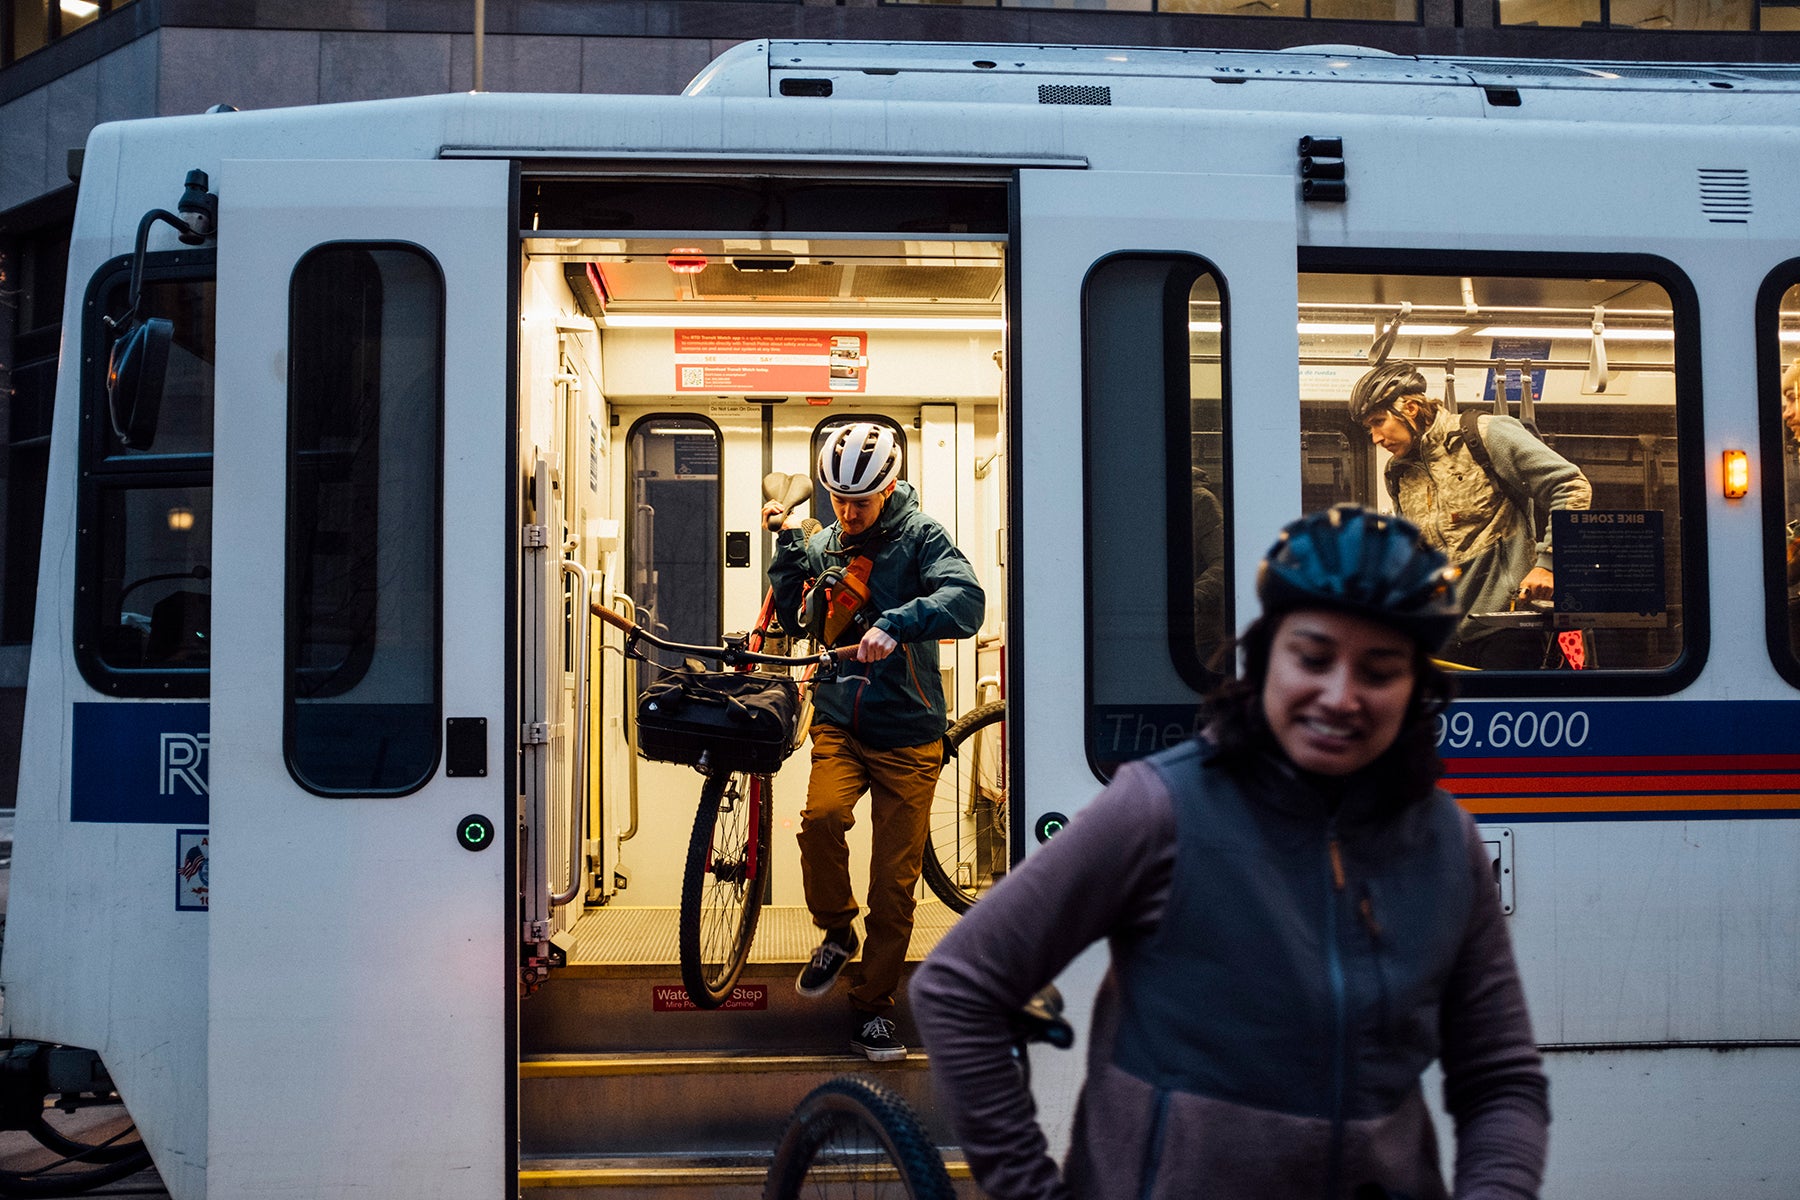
{"left": 1443, "top": 754, "right": 1800, "bottom": 774}
{"left": 1455, "top": 793, "right": 1800, "bottom": 814}
{"left": 1443, "top": 773, "right": 1800, "bottom": 796}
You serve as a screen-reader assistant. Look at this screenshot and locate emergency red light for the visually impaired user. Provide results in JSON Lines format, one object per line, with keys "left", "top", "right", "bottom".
{"left": 666, "top": 249, "right": 708, "bottom": 274}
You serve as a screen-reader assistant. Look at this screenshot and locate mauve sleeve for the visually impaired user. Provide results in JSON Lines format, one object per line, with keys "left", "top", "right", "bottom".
{"left": 910, "top": 760, "right": 1176, "bottom": 1200}
{"left": 1439, "top": 812, "right": 1552, "bottom": 1199}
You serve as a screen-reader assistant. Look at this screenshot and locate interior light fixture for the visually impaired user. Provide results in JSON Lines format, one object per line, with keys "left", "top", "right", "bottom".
{"left": 1477, "top": 326, "right": 1672, "bottom": 341}
{"left": 167, "top": 507, "right": 195, "bottom": 532}
{"left": 1303, "top": 322, "right": 1466, "bottom": 337}
{"left": 61, "top": 0, "right": 99, "bottom": 16}
{"left": 602, "top": 314, "right": 1004, "bottom": 332}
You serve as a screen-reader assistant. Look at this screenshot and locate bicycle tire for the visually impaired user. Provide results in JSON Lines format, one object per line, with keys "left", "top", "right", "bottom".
{"left": 763, "top": 1076, "right": 954, "bottom": 1200}
{"left": 27, "top": 1107, "right": 144, "bottom": 1163}
{"left": 921, "top": 701, "right": 1007, "bottom": 913}
{"left": 0, "top": 1113, "right": 153, "bottom": 1199}
{"left": 679, "top": 769, "right": 771, "bottom": 1008}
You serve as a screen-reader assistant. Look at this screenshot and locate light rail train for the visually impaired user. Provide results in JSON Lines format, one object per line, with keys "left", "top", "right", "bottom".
{"left": 4, "top": 36, "right": 1800, "bottom": 1198}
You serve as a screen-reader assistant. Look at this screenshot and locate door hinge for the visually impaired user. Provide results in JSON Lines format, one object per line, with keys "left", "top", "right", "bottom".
{"left": 522, "top": 721, "right": 551, "bottom": 745}
{"left": 522, "top": 524, "right": 550, "bottom": 548}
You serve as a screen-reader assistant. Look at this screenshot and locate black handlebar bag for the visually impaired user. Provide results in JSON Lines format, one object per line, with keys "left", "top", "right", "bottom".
{"left": 636, "top": 668, "right": 801, "bottom": 774}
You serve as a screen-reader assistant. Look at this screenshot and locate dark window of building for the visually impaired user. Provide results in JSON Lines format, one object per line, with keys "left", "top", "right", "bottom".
{"left": 2, "top": 227, "right": 67, "bottom": 645}
{"left": 3, "top": 0, "right": 133, "bottom": 66}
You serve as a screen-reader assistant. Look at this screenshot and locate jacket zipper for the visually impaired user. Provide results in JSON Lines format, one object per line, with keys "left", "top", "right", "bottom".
{"left": 1136, "top": 1088, "right": 1170, "bottom": 1200}
{"left": 1360, "top": 884, "right": 1390, "bottom": 1038}
{"left": 1325, "top": 821, "right": 1347, "bottom": 1200}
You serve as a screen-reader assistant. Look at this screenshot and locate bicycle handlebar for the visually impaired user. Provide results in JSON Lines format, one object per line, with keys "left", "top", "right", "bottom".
{"left": 590, "top": 601, "right": 860, "bottom": 673}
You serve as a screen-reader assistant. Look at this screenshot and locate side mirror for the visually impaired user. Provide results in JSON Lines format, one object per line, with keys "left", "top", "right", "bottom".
{"left": 106, "top": 317, "right": 173, "bottom": 449}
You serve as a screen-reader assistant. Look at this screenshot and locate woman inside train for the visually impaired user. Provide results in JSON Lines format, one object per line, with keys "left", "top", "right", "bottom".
{"left": 912, "top": 504, "right": 1551, "bottom": 1200}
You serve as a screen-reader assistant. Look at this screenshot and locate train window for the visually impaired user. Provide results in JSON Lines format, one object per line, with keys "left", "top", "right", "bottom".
{"left": 1298, "top": 264, "right": 1701, "bottom": 693}
{"left": 74, "top": 254, "right": 216, "bottom": 695}
{"left": 1084, "top": 255, "right": 1230, "bottom": 777}
{"left": 624, "top": 415, "right": 722, "bottom": 692}
{"left": 1763, "top": 277, "right": 1800, "bottom": 683}
{"left": 285, "top": 244, "right": 443, "bottom": 796}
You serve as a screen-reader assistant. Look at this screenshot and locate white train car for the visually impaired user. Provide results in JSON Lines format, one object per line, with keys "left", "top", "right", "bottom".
{"left": 4, "top": 37, "right": 1800, "bottom": 1198}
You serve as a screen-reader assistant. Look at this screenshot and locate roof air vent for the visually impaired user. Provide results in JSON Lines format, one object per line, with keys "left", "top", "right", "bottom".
{"left": 1698, "top": 168, "right": 1751, "bottom": 225}
{"left": 1039, "top": 84, "right": 1111, "bottom": 106}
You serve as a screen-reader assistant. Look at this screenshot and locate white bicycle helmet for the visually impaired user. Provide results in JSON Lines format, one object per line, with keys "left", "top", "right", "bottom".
{"left": 817, "top": 422, "right": 902, "bottom": 497}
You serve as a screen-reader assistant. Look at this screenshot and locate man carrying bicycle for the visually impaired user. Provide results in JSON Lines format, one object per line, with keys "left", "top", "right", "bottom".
{"left": 763, "top": 422, "right": 985, "bottom": 1062}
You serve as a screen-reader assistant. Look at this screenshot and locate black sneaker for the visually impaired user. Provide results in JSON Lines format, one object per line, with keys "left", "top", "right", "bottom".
{"left": 796, "top": 927, "right": 859, "bottom": 997}
{"left": 850, "top": 1013, "right": 907, "bottom": 1062}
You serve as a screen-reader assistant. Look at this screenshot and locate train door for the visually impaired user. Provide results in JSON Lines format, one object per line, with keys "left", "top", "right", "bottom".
{"left": 1014, "top": 168, "right": 1299, "bottom": 803}
{"left": 512, "top": 217, "right": 1007, "bottom": 1183}
{"left": 208, "top": 159, "right": 512, "bottom": 1198}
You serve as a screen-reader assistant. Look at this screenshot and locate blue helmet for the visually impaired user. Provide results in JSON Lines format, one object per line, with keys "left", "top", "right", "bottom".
{"left": 1258, "top": 505, "right": 1462, "bottom": 652}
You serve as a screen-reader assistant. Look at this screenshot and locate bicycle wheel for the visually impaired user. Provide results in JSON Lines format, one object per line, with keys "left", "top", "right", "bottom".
{"left": 921, "top": 701, "right": 1007, "bottom": 913}
{"left": 764, "top": 1076, "right": 954, "bottom": 1200}
{"left": 679, "top": 769, "right": 771, "bottom": 1008}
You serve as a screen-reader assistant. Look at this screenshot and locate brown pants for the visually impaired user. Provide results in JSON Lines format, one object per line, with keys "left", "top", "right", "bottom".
{"left": 798, "top": 724, "right": 944, "bottom": 1014}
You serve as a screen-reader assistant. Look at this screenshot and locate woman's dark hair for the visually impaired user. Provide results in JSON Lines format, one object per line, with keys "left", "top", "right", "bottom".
{"left": 1200, "top": 612, "right": 1454, "bottom": 808}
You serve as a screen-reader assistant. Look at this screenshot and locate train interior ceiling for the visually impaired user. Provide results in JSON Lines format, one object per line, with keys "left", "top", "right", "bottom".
{"left": 516, "top": 233, "right": 1009, "bottom": 976}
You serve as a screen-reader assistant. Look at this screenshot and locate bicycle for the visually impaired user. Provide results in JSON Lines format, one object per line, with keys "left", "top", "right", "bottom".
{"left": 920, "top": 700, "right": 1007, "bottom": 913}
{"left": 590, "top": 599, "right": 856, "bottom": 1009}
{"left": 762, "top": 987, "right": 1074, "bottom": 1200}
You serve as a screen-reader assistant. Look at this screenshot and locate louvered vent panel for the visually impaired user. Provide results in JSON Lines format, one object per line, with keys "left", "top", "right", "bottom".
{"left": 1698, "top": 168, "right": 1751, "bottom": 225}
{"left": 1039, "top": 84, "right": 1111, "bottom": 106}
{"left": 1601, "top": 65, "right": 1736, "bottom": 81}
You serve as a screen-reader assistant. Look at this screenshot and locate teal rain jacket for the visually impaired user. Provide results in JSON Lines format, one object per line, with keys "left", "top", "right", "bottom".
{"left": 769, "top": 481, "right": 985, "bottom": 749}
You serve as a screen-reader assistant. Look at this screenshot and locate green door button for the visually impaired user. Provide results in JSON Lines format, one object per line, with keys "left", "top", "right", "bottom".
{"left": 457, "top": 814, "right": 495, "bottom": 852}
{"left": 1035, "top": 812, "right": 1069, "bottom": 844}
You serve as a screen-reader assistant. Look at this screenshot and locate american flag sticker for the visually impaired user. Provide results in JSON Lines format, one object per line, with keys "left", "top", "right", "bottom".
{"left": 177, "top": 829, "right": 209, "bottom": 911}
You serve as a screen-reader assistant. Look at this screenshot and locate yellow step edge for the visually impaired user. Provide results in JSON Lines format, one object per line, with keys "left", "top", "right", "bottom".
{"left": 517, "top": 1161, "right": 973, "bottom": 1188}
{"left": 520, "top": 1054, "right": 930, "bottom": 1078}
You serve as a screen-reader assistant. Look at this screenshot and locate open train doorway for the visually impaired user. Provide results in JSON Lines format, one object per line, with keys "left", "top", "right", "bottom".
{"left": 512, "top": 180, "right": 1009, "bottom": 1184}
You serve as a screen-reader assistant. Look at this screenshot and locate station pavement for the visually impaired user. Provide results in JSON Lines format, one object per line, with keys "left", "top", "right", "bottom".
{"left": 0, "top": 811, "right": 172, "bottom": 1196}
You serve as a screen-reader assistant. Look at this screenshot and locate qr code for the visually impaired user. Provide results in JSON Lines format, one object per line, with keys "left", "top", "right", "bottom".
{"left": 681, "top": 367, "right": 705, "bottom": 388}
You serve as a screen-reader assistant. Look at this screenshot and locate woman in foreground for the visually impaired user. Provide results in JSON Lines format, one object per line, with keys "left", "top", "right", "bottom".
{"left": 911, "top": 505, "right": 1550, "bottom": 1200}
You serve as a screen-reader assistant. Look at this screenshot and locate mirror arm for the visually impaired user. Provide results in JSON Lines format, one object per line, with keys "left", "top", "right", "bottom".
{"left": 107, "top": 170, "right": 220, "bottom": 332}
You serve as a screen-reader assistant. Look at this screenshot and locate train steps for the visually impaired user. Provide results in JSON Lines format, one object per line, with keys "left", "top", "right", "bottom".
{"left": 519, "top": 905, "right": 980, "bottom": 1195}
